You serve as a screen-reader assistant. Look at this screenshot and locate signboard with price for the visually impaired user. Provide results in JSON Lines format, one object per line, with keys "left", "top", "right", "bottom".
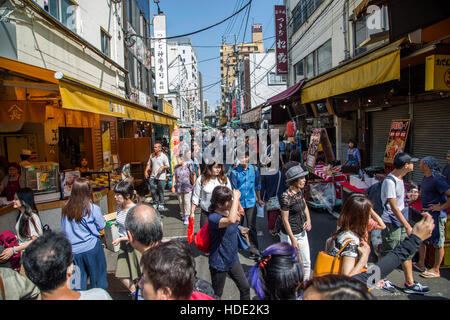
{"left": 383, "top": 119, "right": 411, "bottom": 164}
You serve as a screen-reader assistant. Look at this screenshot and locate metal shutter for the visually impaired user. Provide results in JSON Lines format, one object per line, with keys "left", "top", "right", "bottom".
{"left": 410, "top": 99, "right": 450, "bottom": 184}
{"left": 369, "top": 105, "right": 410, "bottom": 167}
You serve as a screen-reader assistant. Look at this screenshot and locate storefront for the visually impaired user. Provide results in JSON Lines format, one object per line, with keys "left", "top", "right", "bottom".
{"left": 0, "top": 57, "right": 176, "bottom": 232}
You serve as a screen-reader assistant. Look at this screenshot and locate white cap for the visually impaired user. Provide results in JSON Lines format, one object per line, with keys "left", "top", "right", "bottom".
{"left": 21, "top": 149, "right": 32, "bottom": 156}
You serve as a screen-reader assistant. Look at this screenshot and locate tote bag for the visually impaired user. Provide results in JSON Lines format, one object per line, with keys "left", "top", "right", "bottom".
{"left": 312, "top": 239, "right": 354, "bottom": 278}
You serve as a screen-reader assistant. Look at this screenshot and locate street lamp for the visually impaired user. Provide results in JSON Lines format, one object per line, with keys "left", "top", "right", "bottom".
{"left": 154, "top": 0, "right": 162, "bottom": 14}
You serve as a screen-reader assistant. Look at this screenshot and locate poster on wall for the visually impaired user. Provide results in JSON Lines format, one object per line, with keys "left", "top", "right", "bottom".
{"left": 306, "top": 128, "right": 335, "bottom": 169}
{"left": 383, "top": 119, "right": 411, "bottom": 164}
{"left": 306, "top": 128, "right": 322, "bottom": 169}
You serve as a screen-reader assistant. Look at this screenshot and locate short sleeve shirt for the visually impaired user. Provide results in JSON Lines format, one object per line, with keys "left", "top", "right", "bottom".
{"left": 421, "top": 175, "right": 449, "bottom": 218}
{"left": 381, "top": 174, "right": 405, "bottom": 225}
{"left": 116, "top": 204, "right": 136, "bottom": 238}
{"left": 147, "top": 153, "right": 170, "bottom": 180}
{"left": 174, "top": 163, "right": 194, "bottom": 193}
{"left": 443, "top": 164, "right": 450, "bottom": 185}
{"left": 208, "top": 212, "right": 239, "bottom": 272}
{"left": 279, "top": 188, "right": 307, "bottom": 235}
{"left": 15, "top": 212, "right": 43, "bottom": 245}
{"left": 328, "top": 230, "right": 360, "bottom": 259}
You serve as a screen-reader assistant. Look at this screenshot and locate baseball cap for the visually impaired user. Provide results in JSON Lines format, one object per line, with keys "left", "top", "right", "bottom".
{"left": 393, "top": 152, "right": 419, "bottom": 168}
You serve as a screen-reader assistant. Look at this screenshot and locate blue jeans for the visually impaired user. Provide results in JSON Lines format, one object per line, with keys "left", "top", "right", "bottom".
{"left": 72, "top": 238, "right": 108, "bottom": 291}
{"left": 149, "top": 178, "right": 166, "bottom": 206}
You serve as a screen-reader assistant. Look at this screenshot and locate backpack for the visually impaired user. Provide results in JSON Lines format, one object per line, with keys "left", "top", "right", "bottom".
{"left": 366, "top": 175, "right": 397, "bottom": 216}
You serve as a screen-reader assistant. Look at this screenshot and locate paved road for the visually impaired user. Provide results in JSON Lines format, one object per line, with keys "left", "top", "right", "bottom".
{"left": 104, "top": 191, "right": 450, "bottom": 300}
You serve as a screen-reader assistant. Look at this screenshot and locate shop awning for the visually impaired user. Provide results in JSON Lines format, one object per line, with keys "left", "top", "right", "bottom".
{"left": 266, "top": 79, "right": 305, "bottom": 106}
{"left": 59, "top": 77, "right": 177, "bottom": 126}
{"left": 301, "top": 37, "right": 407, "bottom": 104}
{"left": 0, "top": 56, "right": 59, "bottom": 84}
{"left": 241, "top": 105, "right": 263, "bottom": 124}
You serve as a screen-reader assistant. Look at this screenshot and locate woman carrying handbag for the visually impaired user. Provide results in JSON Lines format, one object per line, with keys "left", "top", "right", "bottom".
{"left": 261, "top": 163, "right": 286, "bottom": 236}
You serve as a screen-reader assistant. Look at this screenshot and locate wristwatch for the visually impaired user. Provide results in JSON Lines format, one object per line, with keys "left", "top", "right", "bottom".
{"left": 12, "top": 247, "right": 18, "bottom": 255}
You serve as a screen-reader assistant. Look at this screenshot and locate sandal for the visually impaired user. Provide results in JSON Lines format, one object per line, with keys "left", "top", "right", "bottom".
{"left": 420, "top": 270, "right": 440, "bottom": 278}
{"left": 413, "top": 263, "right": 426, "bottom": 273}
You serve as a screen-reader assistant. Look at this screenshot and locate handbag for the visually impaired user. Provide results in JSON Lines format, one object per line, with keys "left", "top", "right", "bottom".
{"left": 312, "top": 239, "right": 354, "bottom": 278}
{"left": 265, "top": 172, "right": 281, "bottom": 211}
{"left": 195, "top": 221, "right": 210, "bottom": 254}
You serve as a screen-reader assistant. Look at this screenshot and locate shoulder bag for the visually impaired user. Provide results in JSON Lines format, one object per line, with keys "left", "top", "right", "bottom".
{"left": 312, "top": 239, "right": 354, "bottom": 278}
{"left": 265, "top": 172, "right": 281, "bottom": 211}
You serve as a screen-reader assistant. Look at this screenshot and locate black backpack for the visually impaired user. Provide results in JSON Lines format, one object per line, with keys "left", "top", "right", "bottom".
{"left": 366, "top": 175, "right": 397, "bottom": 216}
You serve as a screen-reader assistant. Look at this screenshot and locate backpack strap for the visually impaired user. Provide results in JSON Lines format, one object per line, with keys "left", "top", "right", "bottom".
{"left": 382, "top": 175, "right": 398, "bottom": 211}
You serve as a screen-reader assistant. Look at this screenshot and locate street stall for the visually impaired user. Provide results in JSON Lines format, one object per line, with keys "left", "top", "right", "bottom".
{"left": 304, "top": 128, "right": 347, "bottom": 216}
{"left": 0, "top": 57, "right": 176, "bottom": 237}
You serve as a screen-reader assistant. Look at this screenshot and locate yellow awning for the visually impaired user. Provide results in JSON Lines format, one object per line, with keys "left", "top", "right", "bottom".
{"left": 59, "top": 79, "right": 176, "bottom": 126}
{"left": 301, "top": 38, "right": 406, "bottom": 104}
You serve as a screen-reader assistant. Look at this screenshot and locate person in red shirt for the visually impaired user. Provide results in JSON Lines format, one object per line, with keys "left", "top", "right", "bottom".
{"left": 139, "top": 239, "right": 215, "bottom": 300}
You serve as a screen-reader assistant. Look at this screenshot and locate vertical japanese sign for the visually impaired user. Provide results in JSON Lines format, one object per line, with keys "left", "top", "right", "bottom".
{"left": 275, "top": 5, "right": 288, "bottom": 75}
{"left": 384, "top": 119, "right": 411, "bottom": 164}
{"left": 153, "top": 14, "right": 168, "bottom": 95}
{"left": 232, "top": 99, "right": 236, "bottom": 117}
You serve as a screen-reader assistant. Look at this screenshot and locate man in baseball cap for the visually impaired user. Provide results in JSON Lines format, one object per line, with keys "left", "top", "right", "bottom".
{"left": 380, "top": 151, "right": 429, "bottom": 295}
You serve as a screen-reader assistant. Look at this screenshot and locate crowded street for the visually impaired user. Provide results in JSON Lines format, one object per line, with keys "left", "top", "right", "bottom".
{"left": 0, "top": 0, "right": 449, "bottom": 307}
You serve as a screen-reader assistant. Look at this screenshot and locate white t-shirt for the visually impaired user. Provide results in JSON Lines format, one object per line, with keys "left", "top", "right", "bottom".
{"left": 78, "top": 288, "right": 112, "bottom": 300}
{"left": 191, "top": 176, "right": 232, "bottom": 212}
{"left": 15, "top": 212, "right": 43, "bottom": 245}
{"left": 381, "top": 173, "right": 405, "bottom": 224}
{"left": 147, "top": 153, "right": 170, "bottom": 180}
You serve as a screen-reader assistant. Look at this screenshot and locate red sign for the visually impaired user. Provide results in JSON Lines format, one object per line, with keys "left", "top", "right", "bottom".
{"left": 275, "top": 5, "right": 288, "bottom": 75}
{"left": 232, "top": 99, "right": 236, "bottom": 117}
{"left": 384, "top": 119, "right": 411, "bottom": 164}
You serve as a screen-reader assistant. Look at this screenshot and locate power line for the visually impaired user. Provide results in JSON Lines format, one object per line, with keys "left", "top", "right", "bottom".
{"left": 129, "top": 0, "right": 253, "bottom": 42}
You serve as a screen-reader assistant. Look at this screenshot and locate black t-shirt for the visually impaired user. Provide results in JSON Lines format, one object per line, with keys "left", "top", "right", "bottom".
{"left": 279, "top": 188, "right": 307, "bottom": 235}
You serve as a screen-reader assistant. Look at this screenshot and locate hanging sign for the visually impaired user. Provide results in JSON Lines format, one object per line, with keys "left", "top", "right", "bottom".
{"left": 274, "top": 5, "right": 288, "bottom": 75}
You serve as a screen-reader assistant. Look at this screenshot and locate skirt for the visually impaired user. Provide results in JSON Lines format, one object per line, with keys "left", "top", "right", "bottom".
{"left": 115, "top": 241, "right": 142, "bottom": 281}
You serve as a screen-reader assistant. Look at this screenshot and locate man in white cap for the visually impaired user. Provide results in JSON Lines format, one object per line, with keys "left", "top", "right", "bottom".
{"left": 19, "top": 149, "right": 32, "bottom": 167}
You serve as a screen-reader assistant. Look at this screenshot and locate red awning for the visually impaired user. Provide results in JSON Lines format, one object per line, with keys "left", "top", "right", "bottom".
{"left": 266, "top": 79, "right": 305, "bottom": 106}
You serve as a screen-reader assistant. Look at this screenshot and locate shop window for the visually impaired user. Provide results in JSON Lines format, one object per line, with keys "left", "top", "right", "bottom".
{"left": 294, "top": 59, "right": 304, "bottom": 82}
{"left": 267, "top": 72, "right": 287, "bottom": 85}
{"left": 291, "top": 0, "right": 325, "bottom": 35}
{"left": 353, "top": 5, "right": 389, "bottom": 57}
{"left": 43, "top": 0, "right": 77, "bottom": 32}
{"left": 305, "top": 52, "right": 314, "bottom": 79}
{"left": 316, "top": 39, "right": 332, "bottom": 75}
{"left": 101, "top": 29, "right": 111, "bottom": 57}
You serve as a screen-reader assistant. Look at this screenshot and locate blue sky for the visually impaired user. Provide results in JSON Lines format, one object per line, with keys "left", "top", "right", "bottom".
{"left": 149, "top": 0, "right": 284, "bottom": 111}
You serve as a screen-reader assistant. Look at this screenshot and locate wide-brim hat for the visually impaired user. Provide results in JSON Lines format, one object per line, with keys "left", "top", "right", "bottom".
{"left": 285, "top": 165, "right": 308, "bottom": 183}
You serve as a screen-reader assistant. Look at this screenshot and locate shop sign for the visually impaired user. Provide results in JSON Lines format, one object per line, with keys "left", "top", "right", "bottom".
{"left": 274, "top": 5, "right": 288, "bottom": 75}
{"left": 153, "top": 14, "right": 168, "bottom": 95}
{"left": 383, "top": 119, "right": 410, "bottom": 164}
{"left": 425, "top": 55, "right": 450, "bottom": 91}
{"left": 8, "top": 104, "right": 23, "bottom": 120}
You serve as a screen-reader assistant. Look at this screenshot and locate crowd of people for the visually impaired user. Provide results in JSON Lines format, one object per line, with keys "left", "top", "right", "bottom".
{"left": 0, "top": 140, "right": 449, "bottom": 301}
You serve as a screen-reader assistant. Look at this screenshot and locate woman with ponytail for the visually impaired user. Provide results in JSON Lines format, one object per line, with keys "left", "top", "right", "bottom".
{"left": 112, "top": 179, "right": 141, "bottom": 293}
{"left": 248, "top": 242, "right": 304, "bottom": 300}
{"left": 0, "top": 188, "right": 43, "bottom": 267}
{"left": 207, "top": 186, "right": 250, "bottom": 300}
